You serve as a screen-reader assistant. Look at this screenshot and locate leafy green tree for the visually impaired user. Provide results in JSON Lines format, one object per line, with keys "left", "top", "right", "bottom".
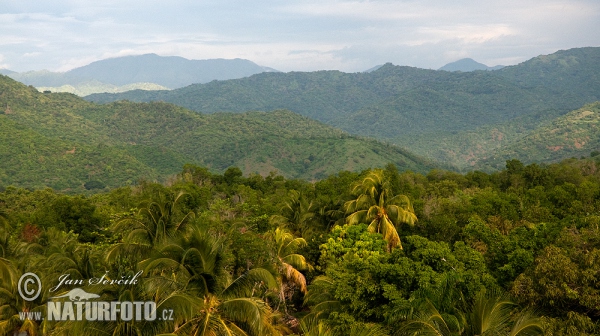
{"left": 344, "top": 169, "right": 417, "bottom": 250}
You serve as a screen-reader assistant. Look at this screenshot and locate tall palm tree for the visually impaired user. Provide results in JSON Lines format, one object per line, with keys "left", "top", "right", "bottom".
{"left": 53, "top": 270, "right": 197, "bottom": 336}
{"left": 39, "top": 228, "right": 96, "bottom": 283}
{"left": 344, "top": 170, "right": 417, "bottom": 250}
{"left": 269, "top": 227, "right": 313, "bottom": 312}
{"left": 396, "top": 299, "right": 461, "bottom": 336}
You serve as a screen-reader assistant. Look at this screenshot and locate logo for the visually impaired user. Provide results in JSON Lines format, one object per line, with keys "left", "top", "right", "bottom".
{"left": 18, "top": 272, "right": 42, "bottom": 301}
{"left": 50, "top": 288, "right": 100, "bottom": 301}
{"left": 17, "top": 272, "right": 175, "bottom": 322}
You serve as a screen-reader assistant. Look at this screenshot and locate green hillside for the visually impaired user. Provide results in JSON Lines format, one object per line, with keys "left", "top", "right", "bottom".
{"left": 474, "top": 102, "right": 600, "bottom": 170}
{"left": 0, "top": 75, "right": 440, "bottom": 192}
{"left": 86, "top": 47, "right": 600, "bottom": 169}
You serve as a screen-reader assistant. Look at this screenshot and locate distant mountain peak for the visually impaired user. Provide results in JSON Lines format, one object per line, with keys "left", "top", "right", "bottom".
{"left": 439, "top": 58, "right": 504, "bottom": 72}
{"left": 0, "top": 69, "right": 16, "bottom": 75}
{"left": 5, "top": 54, "right": 280, "bottom": 92}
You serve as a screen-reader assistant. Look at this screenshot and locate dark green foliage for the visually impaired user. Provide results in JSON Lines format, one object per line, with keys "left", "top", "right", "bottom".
{"left": 84, "top": 180, "right": 106, "bottom": 190}
{"left": 1, "top": 158, "right": 600, "bottom": 334}
{"left": 40, "top": 195, "right": 105, "bottom": 242}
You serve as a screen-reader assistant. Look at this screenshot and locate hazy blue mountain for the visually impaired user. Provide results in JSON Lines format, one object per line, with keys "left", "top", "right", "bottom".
{"left": 66, "top": 54, "right": 278, "bottom": 88}
{"left": 5, "top": 54, "right": 278, "bottom": 90}
{"left": 439, "top": 58, "right": 504, "bottom": 72}
{"left": 0, "top": 69, "right": 16, "bottom": 75}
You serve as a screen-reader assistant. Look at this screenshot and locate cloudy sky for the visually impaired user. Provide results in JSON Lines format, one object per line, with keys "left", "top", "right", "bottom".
{"left": 1, "top": 0, "right": 599, "bottom": 73}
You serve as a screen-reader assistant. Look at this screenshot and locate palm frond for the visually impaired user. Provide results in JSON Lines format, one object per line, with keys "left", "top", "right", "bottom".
{"left": 509, "top": 310, "right": 544, "bottom": 336}
{"left": 465, "top": 288, "right": 514, "bottom": 336}
{"left": 222, "top": 268, "right": 278, "bottom": 299}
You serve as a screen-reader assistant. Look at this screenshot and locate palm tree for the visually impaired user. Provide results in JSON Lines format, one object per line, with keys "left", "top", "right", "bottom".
{"left": 344, "top": 169, "right": 417, "bottom": 250}
{"left": 140, "top": 223, "right": 226, "bottom": 297}
{"left": 396, "top": 299, "right": 461, "bottom": 336}
{"left": 270, "top": 190, "right": 316, "bottom": 237}
{"left": 0, "top": 261, "right": 47, "bottom": 336}
{"left": 269, "top": 227, "right": 313, "bottom": 312}
{"left": 395, "top": 288, "right": 544, "bottom": 336}
{"left": 107, "top": 191, "right": 195, "bottom": 263}
{"left": 302, "top": 275, "right": 343, "bottom": 329}
{"left": 168, "top": 268, "right": 281, "bottom": 336}
{"left": 53, "top": 270, "right": 197, "bottom": 336}
{"left": 298, "top": 315, "right": 389, "bottom": 336}
{"left": 39, "top": 228, "right": 96, "bottom": 283}
{"left": 463, "top": 289, "right": 543, "bottom": 336}
{"left": 140, "top": 222, "right": 282, "bottom": 335}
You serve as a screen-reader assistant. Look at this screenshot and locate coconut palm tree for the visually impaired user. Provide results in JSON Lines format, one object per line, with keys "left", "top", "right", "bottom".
{"left": 463, "top": 289, "right": 543, "bottom": 336}
{"left": 140, "top": 223, "right": 226, "bottom": 297}
{"left": 0, "top": 260, "right": 48, "bottom": 336}
{"left": 107, "top": 191, "right": 195, "bottom": 263}
{"left": 268, "top": 227, "right": 313, "bottom": 313}
{"left": 395, "top": 288, "right": 544, "bottom": 336}
{"left": 302, "top": 276, "right": 342, "bottom": 325}
{"left": 344, "top": 169, "right": 417, "bottom": 250}
{"left": 270, "top": 190, "right": 316, "bottom": 237}
{"left": 166, "top": 268, "right": 281, "bottom": 336}
{"left": 298, "top": 315, "right": 390, "bottom": 336}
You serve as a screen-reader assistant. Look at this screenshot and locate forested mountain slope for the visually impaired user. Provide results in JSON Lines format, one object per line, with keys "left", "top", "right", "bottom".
{"left": 0, "top": 75, "right": 439, "bottom": 192}
{"left": 86, "top": 47, "right": 600, "bottom": 169}
{"left": 475, "top": 102, "right": 600, "bottom": 170}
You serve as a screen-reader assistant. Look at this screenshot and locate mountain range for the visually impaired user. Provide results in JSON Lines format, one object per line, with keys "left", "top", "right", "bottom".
{"left": 1, "top": 54, "right": 277, "bottom": 94}
{"left": 85, "top": 47, "right": 600, "bottom": 170}
{"left": 0, "top": 74, "right": 438, "bottom": 193}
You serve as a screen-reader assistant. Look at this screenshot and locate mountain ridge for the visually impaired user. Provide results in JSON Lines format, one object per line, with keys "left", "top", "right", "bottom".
{"left": 85, "top": 47, "right": 600, "bottom": 170}
{"left": 2, "top": 54, "right": 278, "bottom": 91}
{"left": 0, "top": 74, "right": 441, "bottom": 193}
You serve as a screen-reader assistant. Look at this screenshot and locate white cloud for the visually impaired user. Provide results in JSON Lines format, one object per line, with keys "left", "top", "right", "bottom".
{"left": 0, "top": 0, "right": 598, "bottom": 72}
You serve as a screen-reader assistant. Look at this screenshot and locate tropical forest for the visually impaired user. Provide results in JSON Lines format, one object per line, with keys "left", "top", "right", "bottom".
{"left": 1, "top": 47, "right": 600, "bottom": 336}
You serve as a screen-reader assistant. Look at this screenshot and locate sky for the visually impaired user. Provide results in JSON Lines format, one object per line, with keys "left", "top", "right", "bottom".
{"left": 1, "top": 0, "right": 599, "bottom": 73}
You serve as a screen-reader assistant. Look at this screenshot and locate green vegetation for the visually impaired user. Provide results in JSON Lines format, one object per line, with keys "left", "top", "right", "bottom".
{"left": 2, "top": 157, "right": 600, "bottom": 334}
{"left": 0, "top": 74, "right": 439, "bottom": 193}
{"left": 86, "top": 47, "right": 600, "bottom": 170}
{"left": 475, "top": 102, "right": 600, "bottom": 170}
